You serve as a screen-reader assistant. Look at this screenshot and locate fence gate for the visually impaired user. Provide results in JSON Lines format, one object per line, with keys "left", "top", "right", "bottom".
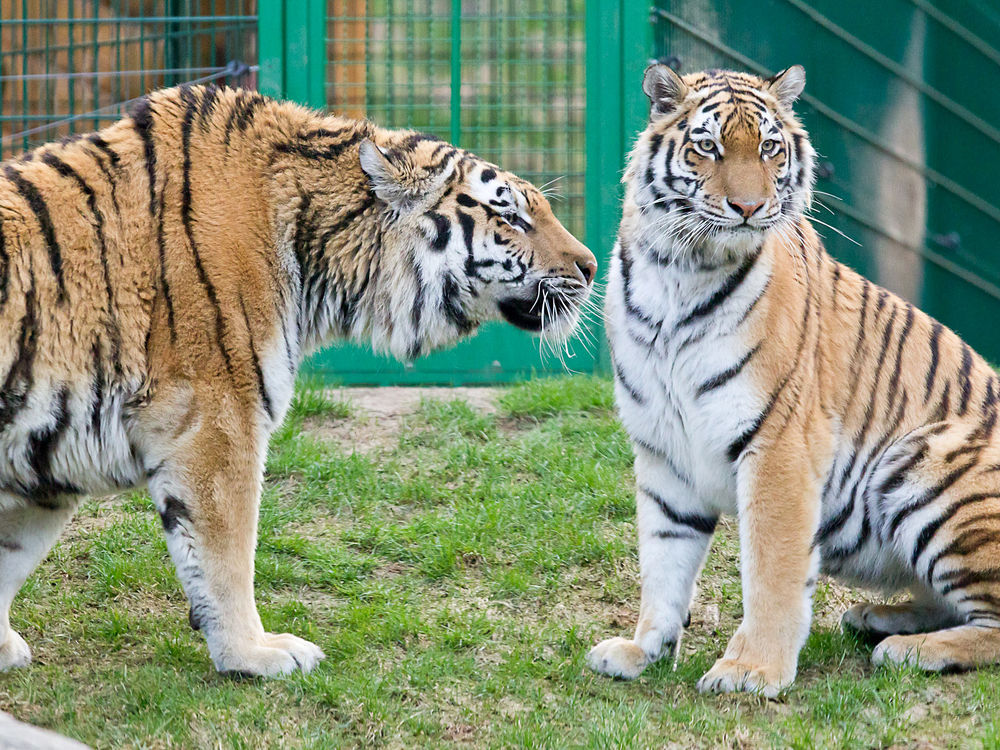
{"left": 305, "top": 0, "right": 617, "bottom": 385}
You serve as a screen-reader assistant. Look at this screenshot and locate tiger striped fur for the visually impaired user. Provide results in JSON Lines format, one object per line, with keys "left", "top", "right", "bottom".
{"left": 587, "top": 64, "right": 1000, "bottom": 696}
{"left": 0, "top": 84, "right": 595, "bottom": 677}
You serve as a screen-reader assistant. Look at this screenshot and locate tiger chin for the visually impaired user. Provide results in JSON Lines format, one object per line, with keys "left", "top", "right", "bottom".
{"left": 588, "top": 62, "right": 1000, "bottom": 697}
{"left": 0, "top": 85, "right": 595, "bottom": 677}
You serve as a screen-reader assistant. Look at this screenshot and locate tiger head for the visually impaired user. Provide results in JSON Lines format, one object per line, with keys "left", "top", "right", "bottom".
{"left": 357, "top": 136, "right": 597, "bottom": 353}
{"left": 626, "top": 64, "right": 815, "bottom": 265}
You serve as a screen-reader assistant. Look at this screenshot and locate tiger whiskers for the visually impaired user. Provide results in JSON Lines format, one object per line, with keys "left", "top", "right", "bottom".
{"left": 537, "top": 176, "right": 567, "bottom": 202}
{"left": 535, "top": 277, "right": 599, "bottom": 368}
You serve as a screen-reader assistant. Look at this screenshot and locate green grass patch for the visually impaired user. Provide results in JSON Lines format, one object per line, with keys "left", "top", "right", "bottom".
{"left": 2, "top": 375, "right": 997, "bottom": 748}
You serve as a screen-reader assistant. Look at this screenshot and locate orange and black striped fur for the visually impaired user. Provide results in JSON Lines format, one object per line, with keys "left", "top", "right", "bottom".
{"left": 588, "top": 64, "right": 1000, "bottom": 696}
{"left": 0, "top": 85, "right": 595, "bottom": 676}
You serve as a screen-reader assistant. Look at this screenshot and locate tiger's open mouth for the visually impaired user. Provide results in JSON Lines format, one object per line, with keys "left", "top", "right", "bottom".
{"left": 498, "top": 296, "right": 544, "bottom": 331}
{"left": 498, "top": 279, "right": 589, "bottom": 334}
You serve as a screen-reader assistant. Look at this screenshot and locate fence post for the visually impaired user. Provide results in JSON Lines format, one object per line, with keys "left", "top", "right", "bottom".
{"left": 585, "top": 0, "right": 650, "bottom": 371}
{"left": 258, "top": 0, "right": 285, "bottom": 99}
{"left": 258, "top": 0, "right": 326, "bottom": 108}
{"left": 449, "top": 0, "right": 462, "bottom": 146}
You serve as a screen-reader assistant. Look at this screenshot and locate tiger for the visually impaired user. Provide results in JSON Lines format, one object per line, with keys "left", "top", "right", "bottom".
{"left": 586, "top": 62, "right": 1000, "bottom": 697}
{"left": 0, "top": 84, "right": 596, "bottom": 677}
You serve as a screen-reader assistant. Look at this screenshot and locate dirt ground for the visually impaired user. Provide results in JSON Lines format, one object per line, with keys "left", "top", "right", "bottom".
{"left": 306, "top": 386, "right": 500, "bottom": 454}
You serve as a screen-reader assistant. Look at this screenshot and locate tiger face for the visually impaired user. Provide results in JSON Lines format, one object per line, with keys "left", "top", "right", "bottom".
{"left": 358, "top": 138, "right": 596, "bottom": 347}
{"left": 629, "top": 64, "right": 815, "bottom": 265}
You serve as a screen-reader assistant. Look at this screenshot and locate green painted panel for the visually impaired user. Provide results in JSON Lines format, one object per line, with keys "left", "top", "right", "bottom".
{"left": 651, "top": 0, "right": 1000, "bottom": 363}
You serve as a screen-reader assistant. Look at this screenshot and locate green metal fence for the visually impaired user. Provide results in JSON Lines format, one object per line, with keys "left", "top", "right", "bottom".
{"left": 0, "top": 1, "right": 258, "bottom": 160}
{"left": 305, "top": 0, "right": 599, "bottom": 385}
{"left": 652, "top": 0, "right": 1000, "bottom": 363}
{"left": 4, "top": 1, "right": 999, "bottom": 381}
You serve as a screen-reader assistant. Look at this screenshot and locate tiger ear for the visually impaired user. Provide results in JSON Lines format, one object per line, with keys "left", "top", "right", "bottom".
{"left": 642, "top": 63, "right": 688, "bottom": 119}
{"left": 765, "top": 65, "right": 806, "bottom": 108}
{"left": 359, "top": 139, "right": 413, "bottom": 207}
{"left": 359, "top": 139, "right": 454, "bottom": 210}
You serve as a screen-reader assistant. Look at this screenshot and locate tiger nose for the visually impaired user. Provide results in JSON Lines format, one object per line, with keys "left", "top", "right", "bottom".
{"left": 727, "top": 198, "right": 766, "bottom": 218}
{"left": 576, "top": 260, "right": 598, "bottom": 285}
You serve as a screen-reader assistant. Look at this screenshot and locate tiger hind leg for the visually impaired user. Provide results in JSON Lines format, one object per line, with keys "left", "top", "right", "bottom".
{"left": 0, "top": 499, "right": 77, "bottom": 670}
{"left": 871, "top": 421, "right": 1000, "bottom": 672}
{"left": 842, "top": 589, "right": 961, "bottom": 643}
{"left": 872, "top": 624, "right": 1000, "bottom": 671}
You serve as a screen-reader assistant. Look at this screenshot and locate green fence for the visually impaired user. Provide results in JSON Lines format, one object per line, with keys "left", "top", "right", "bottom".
{"left": 4, "top": 2, "right": 1000, "bottom": 381}
{"left": 652, "top": 0, "right": 1000, "bottom": 364}
{"left": 0, "top": 1, "right": 257, "bottom": 160}
{"left": 302, "top": 0, "right": 601, "bottom": 385}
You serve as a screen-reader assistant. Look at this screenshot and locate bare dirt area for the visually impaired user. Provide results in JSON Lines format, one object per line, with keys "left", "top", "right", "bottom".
{"left": 304, "top": 386, "right": 500, "bottom": 453}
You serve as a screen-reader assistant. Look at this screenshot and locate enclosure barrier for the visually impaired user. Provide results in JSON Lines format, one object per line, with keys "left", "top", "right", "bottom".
{"left": 652, "top": 0, "right": 1000, "bottom": 363}
{"left": 2, "top": 1, "right": 999, "bottom": 381}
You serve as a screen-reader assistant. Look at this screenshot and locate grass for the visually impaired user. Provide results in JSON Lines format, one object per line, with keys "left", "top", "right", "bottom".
{"left": 2, "top": 375, "right": 999, "bottom": 748}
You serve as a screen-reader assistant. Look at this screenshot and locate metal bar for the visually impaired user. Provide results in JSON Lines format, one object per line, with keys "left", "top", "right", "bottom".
{"left": 907, "top": 0, "right": 1000, "bottom": 68}
{"left": 67, "top": 0, "right": 76, "bottom": 137}
{"left": 652, "top": 7, "right": 1000, "bottom": 229}
{"left": 308, "top": 0, "right": 327, "bottom": 108}
{"left": 450, "top": 0, "right": 461, "bottom": 145}
{"left": 364, "top": 0, "right": 371, "bottom": 117}
{"left": 1, "top": 67, "right": 234, "bottom": 81}
{"left": 782, "top": 0, "right": 1000, "bottom": 147}
{"left": 92, "top": 0, "right": 100, "bottom": 132}
{"left": 258, "top": 0, "right": 285, "bottom": 98}
{"left": 283, "top": 0, "right": 326, "bottom": 106}
{"left": 114, "top": 2, "right": 122, "bottom": 108}
{"left": 20, "top": 0, "right": 29, "bottom": 154}
{"left": 0, "top": 114, "right": 126, "bottom": 121}
{"left": 822, "top": 199, "right": 1000, "bottom": 303}
{"left": 164, "top": 0, "right": 180, "bottom": 87}
{"left": 0, "top": 16, "right": 257, "bottom": 25}
{"left": 585, "top": 0, "right": 623, "bottom": 261}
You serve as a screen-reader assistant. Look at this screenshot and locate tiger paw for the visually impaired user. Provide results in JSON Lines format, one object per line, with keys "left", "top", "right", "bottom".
{"left": 696, "top": 657, "right": 792, "bottom": 698}
{"left": 841, "top": 603, "right": 892, "bottom": 643}
{"left": 586, "top": 637, "right": 649, "bottom": 679}
{"left": 0, "top": 630, "right": 31, "bottom": 671}
{"left": 215, "top": 632, "right": 325, "bottom": 677}
{"left": 871, "top": 633, "right": 960, "bottom": 672}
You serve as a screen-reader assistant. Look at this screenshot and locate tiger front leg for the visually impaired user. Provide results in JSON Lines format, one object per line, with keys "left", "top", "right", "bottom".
{"left": 144, "top": 399, "right": 324, "bottom": 677}
{"left": 697, "top": 435, "right": 821, "bottom": 698}
{"left": 587, "top": 450, "right": 715, "bottom": 679}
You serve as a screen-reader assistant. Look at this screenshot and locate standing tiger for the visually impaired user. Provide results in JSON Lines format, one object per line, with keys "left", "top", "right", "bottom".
{"left": 587, "top": 63, "right": 1000, "bottom": 696}
{"left": 0, "top": 85, "right": 595, "bottom": 677}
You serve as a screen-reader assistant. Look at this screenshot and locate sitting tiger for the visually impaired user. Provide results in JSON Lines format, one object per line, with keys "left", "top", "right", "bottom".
{"left": 0, "top": 85, "right": 595, "bottom": 677}
{"left": 587, "top": 63, "right": 1000, "bottom": 696}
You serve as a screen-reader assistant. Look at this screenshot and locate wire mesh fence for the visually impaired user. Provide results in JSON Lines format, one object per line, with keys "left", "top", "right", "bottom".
{"left": 327, "top": 0, "right": 587, "bottom": 240}
{"left": 318, "top": 0, "right": 593, "bottom": 383}
{"left": 0, "top": 0, "right": 258, "bottom": 159}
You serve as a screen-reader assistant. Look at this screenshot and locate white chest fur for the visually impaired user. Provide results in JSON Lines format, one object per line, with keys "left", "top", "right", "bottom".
{"left": 606, "top": 241, "right": 773, "bottom": 515}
